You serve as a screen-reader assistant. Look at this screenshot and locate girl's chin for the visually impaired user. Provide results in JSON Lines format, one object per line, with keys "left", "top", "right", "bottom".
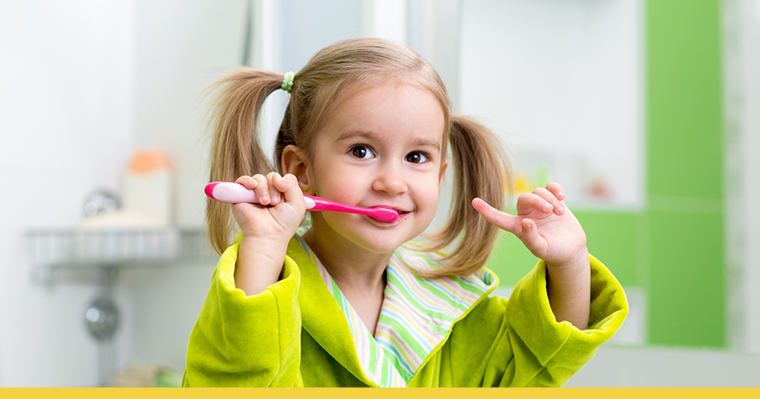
{"left": 315, "top": 214, "right": 430, "bottom": 252}
{"left": 337, "top": 228, "right": 417, "bottom": 254}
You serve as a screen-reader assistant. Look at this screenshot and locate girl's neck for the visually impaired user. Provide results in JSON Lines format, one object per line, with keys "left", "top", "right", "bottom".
{"left": 301, "top": 226, "right": 392, "bottom": 292}
{"left": 302, "top": 224, "right": 389, "bottom": 335}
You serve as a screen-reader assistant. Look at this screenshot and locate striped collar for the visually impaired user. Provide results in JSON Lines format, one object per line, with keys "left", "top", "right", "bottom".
{"left": 294, "top": 235, "right": 497, "bottom": 387}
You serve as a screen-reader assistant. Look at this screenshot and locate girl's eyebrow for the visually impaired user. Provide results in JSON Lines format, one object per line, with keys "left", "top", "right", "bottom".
{"left": 335, "top": 130, "right": 375, "bottom": 142}
{"left": 336, "top": 130, "right": 441, "bottom": 150}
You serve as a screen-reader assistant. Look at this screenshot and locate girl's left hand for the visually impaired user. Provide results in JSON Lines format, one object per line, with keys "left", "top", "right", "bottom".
{"left": 472, "top": 182, "right": 587, "bottom": 268}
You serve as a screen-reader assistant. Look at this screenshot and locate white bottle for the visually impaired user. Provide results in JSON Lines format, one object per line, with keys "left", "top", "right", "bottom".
{"left": 122, "top": 150, "right": 172, "bottom": 227}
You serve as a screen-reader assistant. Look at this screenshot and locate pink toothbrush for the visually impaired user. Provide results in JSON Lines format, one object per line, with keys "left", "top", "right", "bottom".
{"left": 205, "top": 182, "right": 400, "bottom": 223}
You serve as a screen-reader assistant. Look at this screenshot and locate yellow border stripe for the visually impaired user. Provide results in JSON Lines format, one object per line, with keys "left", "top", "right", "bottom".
{"left": 2, "top": 388, "right": 760, "bottom": 399}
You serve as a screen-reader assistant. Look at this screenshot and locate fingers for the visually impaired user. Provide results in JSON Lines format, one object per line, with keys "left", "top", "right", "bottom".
{"left": 515, "top": 183, "right": 567, "bottom": 216}
{"left": 532, "top": 187, "right": 564, "bottom": 215}
{"left": 274, "top": 174, "right": 305, "bottom": 207}
{"left": 515, "top": 192, "right": 553, "bottom": 215}
{"left": 235, "top": 175, "right": 258, "bottom": 189}
{"left": 265, "top": 172, "right": 283, "bottom": 204}
{"left": 473, "top": 198, "right": 548, "bottom": 254}
{"left": 472, "top": 198, "right": 544, "bottom": 251}
{"left": 545, "top": 182, "right": 565, "bottom": 201}
{"left": 235, "top": 173, "right": 292, "bottom": 206}
{"left": 476, "top": 183, "right": 572, "bottom": 261}
{"left": 520, "top": 219, "right": 548, "bottom": 255}
{"left": 472, "top": 198, "right": 519, "bottom": 234}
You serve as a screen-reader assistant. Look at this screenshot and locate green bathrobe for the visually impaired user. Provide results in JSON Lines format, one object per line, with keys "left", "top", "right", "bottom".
{"left": 183, "top": 235, "right": 628, "bottom": 387}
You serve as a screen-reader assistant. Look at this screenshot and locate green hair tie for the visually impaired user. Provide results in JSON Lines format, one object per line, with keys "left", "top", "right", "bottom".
{"left": 281, "top": 71, "right": 295, "bottom": 93}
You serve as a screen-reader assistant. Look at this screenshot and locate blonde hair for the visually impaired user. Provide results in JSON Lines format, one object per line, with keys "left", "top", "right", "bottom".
{"left": 205, "top": 38, "right": 512, "bottom": 278}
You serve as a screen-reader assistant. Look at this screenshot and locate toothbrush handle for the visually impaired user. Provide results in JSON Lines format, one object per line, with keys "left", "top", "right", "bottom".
{"left": 306, "top": 196, "right": 366, "bottom": 214}
{"left": 205, "top": 181, "right": 398, "bottom": 222}
{"left": 304, "top": 197, "right": 398, "bottom": 222}
{"left": 205, "top": 182, "right": 317, "bottom": 209}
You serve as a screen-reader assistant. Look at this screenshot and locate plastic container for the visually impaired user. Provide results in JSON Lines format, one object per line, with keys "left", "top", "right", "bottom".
{"left": 122, "top": 150, "right": 172, "bottom": 226}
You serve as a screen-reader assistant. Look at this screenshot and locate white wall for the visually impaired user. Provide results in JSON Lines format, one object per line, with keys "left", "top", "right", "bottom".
{"left": 459, "top": 0, "right": 644, "bottom": 210}
{"left": 254, "top": 0, "right": 365, "bottom": 165}
{"left": 723, "top": 0, "right": 760, "bottom": 355}
{"left": 123, "top": 0, "right": 247, "bottom": 379}
{"left": 566, "top": 345, "right": 760, "bottom": 387}
{"left": 0, "top": 0, "right": 247, "bottom": 386}
{"left": 132, "top": 0, "right": 247, "bottom": 227}
{"left": 0, "top": 0, "right": 135, "bottom": 387}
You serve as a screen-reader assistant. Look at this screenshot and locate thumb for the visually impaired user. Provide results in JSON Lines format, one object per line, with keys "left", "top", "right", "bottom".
{"left": 275, "top": 174, "right": 305, "bottom": 207}
{"left": 472, "top": 198, "right": 520, "bottom": 235}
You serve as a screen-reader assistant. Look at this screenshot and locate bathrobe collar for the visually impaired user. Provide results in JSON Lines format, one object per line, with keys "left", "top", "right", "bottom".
{"left": 287, "top": 235, "right": 498, "bottom": 387}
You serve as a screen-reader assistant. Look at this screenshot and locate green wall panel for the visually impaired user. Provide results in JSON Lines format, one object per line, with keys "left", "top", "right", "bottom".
{"left": 645, "top": 0, "right": 725, "bottom": 348}
{"left": 646, "top": 0, "right": 723, "bottom": 200}
{"left": 575, "top": 211, "right": 638, "bottom": 288}
{"left": 486, "top": 231, "right": 538, "bottom": 288}
{"left": 647, "top": 210, "right": 725, "bottom": 347}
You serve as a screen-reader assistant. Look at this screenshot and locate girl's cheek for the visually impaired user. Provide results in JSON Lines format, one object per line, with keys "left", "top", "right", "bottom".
{"left": 329, "top": 183, "right": 361, "bottom": 203}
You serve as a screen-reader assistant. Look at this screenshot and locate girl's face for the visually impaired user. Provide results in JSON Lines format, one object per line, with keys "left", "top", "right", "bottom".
{"left": 304, "top": 81, "right": 447, "bottom": 255}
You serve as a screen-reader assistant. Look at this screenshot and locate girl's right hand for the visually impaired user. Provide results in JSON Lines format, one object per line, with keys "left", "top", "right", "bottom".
{"left": 232, "top": 173, "right": 307, "bottom": 242}
{"left": 231, "top": 173, "right": 306, "bottom": 296}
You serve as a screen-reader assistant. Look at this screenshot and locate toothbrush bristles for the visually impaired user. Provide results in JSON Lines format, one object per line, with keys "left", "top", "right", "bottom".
{"left": 371, "top": 207, "right": 400, "bottom": 222}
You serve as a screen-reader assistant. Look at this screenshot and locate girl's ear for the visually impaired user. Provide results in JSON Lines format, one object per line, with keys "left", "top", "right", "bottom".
{"left": 439, "top": 158, "right": 449, "bottom": 187}
{"left": 281, "top": 145, "right": 314, "bottom": 194}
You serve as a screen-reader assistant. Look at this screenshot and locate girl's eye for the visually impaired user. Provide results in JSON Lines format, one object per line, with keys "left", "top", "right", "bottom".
{"left": 406, "top": 151, "right": 429, "bottom": 164}
{"left": 350, "top": 145, "right": 375, "bottom": 159}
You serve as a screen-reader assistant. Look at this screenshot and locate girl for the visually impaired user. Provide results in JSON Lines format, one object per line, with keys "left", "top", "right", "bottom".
{"left": 183, "top": 38, "right": 627, "bottom": 387}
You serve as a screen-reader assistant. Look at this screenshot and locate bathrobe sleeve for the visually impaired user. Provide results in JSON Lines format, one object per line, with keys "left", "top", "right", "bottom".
{"left": 182, "top": 240, "right": 304, "bottom": 387}
{"left": 444, "top": 255, "right": 628, "bottom": 387}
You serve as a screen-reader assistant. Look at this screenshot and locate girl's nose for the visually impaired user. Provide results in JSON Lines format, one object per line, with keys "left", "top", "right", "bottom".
{"left": 372, "top": 162, "right": 408, "bottom": 195}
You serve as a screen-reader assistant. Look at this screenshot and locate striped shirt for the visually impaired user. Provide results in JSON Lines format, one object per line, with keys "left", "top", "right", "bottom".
{"left": 295, "top": 235, "right": 497, "bottom": 387}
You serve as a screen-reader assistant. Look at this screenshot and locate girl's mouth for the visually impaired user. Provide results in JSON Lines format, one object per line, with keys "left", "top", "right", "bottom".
{"left": 388, "top": 209, "right": 411, "bottom": 223}
{"left": 367, "top": 208, "right": 410, "bottom": 224}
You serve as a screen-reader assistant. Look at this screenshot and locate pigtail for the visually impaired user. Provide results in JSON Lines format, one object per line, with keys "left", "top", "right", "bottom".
{"left": 204, "top": 69, "right": 286, "bottom": 254}
{"left": 421, "top": 114, "right": 512, "bottom": 278}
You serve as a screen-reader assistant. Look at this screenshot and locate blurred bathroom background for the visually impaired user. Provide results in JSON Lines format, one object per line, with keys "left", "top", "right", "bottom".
{"left": 0, "top": 0, "right": 758, "bottom": 387}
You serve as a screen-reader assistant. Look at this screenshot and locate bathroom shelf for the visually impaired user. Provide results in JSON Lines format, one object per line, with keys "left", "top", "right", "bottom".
{"left": 24, "top": 227, "right": 217, "bottom": 385}
{"left": 25, "top": 227, "right": 216, "bottom": 270}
